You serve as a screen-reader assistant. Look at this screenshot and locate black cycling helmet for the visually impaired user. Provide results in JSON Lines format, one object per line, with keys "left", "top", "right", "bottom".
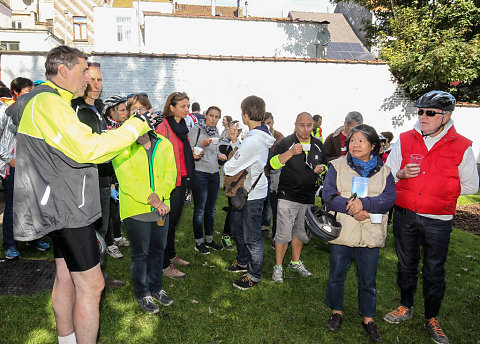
{"left": 305, "top": 205, "right": 342, "bottom": 241}
{"left": 415, "top": 90, "right": 456, "bottom": 112}
{"left": 103, "top": 95, "right": 127, "bottom": 116}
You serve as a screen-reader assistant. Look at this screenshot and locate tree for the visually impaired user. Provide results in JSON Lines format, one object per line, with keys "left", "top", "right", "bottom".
{"left": 334, "top": 0, "right": 480, "bottom": 102}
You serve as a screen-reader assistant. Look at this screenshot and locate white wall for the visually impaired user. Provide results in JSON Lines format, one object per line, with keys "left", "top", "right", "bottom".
{"left": 94, "top": 10, "right": 321, "bottom": 57}
{"left": 143, "top": 16, "right": 319, "bottom": 57}
{"left": 0, "top": 4, "right": 11, "bottom": 28}
{"left": 0, "top": 30, "right": 61, "bottom": 51}
{"left": 1, "top": 53, "right": 479, "bottom": 162}
{"left": 93, "top": 7, "right": 140, "bottom": 53}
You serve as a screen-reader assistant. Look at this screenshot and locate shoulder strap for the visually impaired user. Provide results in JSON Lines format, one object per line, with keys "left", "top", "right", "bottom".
{"left": 249, "top": 166, "right": 265, "bottom": 192}
{"left": 195, "top": 125, "right": 201, "bottom": 146}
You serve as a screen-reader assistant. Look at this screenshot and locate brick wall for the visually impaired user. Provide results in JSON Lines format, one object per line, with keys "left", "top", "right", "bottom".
{"left": 1, "top": 52, "right": 479, "bottom": 162}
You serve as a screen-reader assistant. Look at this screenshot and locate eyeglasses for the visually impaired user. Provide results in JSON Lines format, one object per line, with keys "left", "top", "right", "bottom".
{"left": 417, "top": 109, "right": 443, "bottom": 117}
{"left": 87, "top": 62, "right": 101, "bottom": 68}
{"left": 132, "top": 107, "right": 147, "bottom": 114}
{"left": 173, "top": 92, "right": 188, "bottom": 98}
{"left": 127, "top": 92, "right": 148, "bottom": 99}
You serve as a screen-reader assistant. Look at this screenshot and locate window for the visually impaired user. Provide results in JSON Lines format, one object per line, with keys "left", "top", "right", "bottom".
{"left": 116, "top": 16, "right": 132, "bottom": 42}
{"left": 11, "top": 21, "right": 22, "bottom": 29}
{"left": 1, "top": 41, "right": 20, "bottom": 51}
{"left": 73, "top": 16, "right": 87, "bottom": 41}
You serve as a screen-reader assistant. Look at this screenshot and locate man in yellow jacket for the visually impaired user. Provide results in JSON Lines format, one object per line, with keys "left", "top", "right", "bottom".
{"left": 9, "top": 46, "right": 152, "bottom": 344}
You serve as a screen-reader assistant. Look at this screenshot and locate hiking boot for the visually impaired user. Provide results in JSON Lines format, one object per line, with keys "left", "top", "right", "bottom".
{"left": 327, "top": 313, "right": 343, "bottom": 332}
{"left": 114, "top": 236, "right": 130, "bottom": 247}
{"left": 163, "top": 264, "right": 186, "bottom": 279}
{"left": 362, "top": 321, "right": 383, "bottom": 343}
{"left": 26, "top": 240, "right": 50, "bottom": 251}
{"left": 383, "top": 305, "right": 413, "bottom": 323}
{"left": 288, "top": 260, "right": 313, "bottom": 277}
{"left": 221, "top": 235, "right": 234, "bottom": 251}
{"left": 171, "top": 255, "right": 190, "bottom": 266}
{"left": 195, "top": 243, "right": 210, "bottom": 255}
{"left": 5, "top": 246, "right": 20, "bottom": 260}
{"left": 233, "top": 274, "right": 258, "bottom": 290}
{"left": 137, "top": 295, "right": 159, "bottom": 314}
{"left": 425, "top": 317, "right": 449, "bottom": 344}
{"left": 105, "top": 276, "right": 124, "bottom": 289}
{"left": 107, "top": 244, "right": 123, "bottom": 259}
{"left": 205, "top": 240, "right": 223, "bottom": 251}
{"left": 151, "top": 290, "right": 174, "bottom": 306}
{"left": 225, "top": 260, "right": 248, "bottom": 273}
{"left": 272, "top": 265, "right": 283, "bottom": 283}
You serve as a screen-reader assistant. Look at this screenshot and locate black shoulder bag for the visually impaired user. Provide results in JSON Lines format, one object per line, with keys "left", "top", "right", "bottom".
{"left": 231, "top": 169, "right": 264, "bottom": 211}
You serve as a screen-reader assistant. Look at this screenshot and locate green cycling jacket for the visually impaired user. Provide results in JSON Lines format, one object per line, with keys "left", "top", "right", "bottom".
{"left": 10, "top": 80, "right": 149, "bottom": 241}
{"left": 113, "top": 132, "right": 177, "bottom": 221}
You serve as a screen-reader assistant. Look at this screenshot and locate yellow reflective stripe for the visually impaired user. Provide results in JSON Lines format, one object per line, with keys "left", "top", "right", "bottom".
{"left": 270, "top": 154, "right": 285, "bottom": 169}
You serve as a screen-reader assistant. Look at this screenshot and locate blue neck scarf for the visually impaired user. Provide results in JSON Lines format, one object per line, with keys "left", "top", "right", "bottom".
{"left": 351, "top": 155, "right": 377, "bottom": 177}
{"left": 198, "top": 118, "right": 218, "bottom": 137}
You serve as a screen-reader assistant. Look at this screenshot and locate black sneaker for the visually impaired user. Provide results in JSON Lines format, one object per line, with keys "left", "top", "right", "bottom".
{"left": 362, "top": 321, "right": 383, "bottom": 343}
{"left": 233, "top": 274, "right": 258, "bottom": 290}
{"left": 151, "top": 290, "right": 173, "bottom": 306}
{"left": 262, "top": 229, "right": 271, "bottom": 239}
{"left": 137, "top": 295, "right": 159, "bottom": 314}
{"left": 195, "top": 243, "right": 210, "bottom": 255}
{"left": 327, "top": 313, "right": 343, "bottom": 332}
{"left": 205, "top": 240, "right": 223, "bottom": 251}
{"left": 425, "top": 317, "right": 449, "bottom": 344}
{"left": 221, "top": 235, "right": 234, "bottom": 251}
{"left": 225, "top": 260, "right": 248, "bottom": 273}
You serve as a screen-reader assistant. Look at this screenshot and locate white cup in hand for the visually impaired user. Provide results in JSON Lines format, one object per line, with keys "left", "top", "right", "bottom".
{"left": 302, "top": 144, "right": 311, "bottom": 152}
{"left": 193, "top": 147, "right": 204, "bottom": 155}
{"left": 211, "top": 137, "right": 219, "bottom": 144}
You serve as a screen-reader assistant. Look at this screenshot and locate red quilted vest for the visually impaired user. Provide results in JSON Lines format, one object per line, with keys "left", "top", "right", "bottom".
{"left": 395, "top": 126, "right": 472, "bottom": 215}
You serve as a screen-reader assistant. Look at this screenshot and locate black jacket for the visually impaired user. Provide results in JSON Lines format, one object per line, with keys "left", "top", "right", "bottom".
{"left": 273, "top": 133, "right": 327, "bottom": 204}
{"left": 71, "top": 97, "right": 114, "bottom": 187}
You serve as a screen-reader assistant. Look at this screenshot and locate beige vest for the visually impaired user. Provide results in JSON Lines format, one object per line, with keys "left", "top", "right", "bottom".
{"left": 328, "top": 158, "right": 391, "bottom": 248}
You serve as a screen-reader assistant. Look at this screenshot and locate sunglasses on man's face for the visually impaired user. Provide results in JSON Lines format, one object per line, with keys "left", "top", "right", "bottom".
{"left": 417, "top": 109, "right": 443, "bottom": 117}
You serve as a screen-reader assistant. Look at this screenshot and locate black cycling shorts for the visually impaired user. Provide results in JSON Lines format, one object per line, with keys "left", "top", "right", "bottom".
{"left": 49, "top": 224, "right": 100, "bottom": 272}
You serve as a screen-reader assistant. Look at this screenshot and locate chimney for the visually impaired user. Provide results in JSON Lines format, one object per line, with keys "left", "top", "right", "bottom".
{"left": 211, "top": 0, "right": 216, "bottom": 16}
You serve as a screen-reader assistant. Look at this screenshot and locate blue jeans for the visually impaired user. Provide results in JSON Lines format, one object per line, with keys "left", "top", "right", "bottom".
{"left": 124, "top": 216, "right": 169, "bottom": 299}
{"left": 261, "top": 176, "right": 272, "bottom": 227}
{"left": 393, "top": 206, "right": 452, "bottom": 319}
{"left": 2, "top": 167, "right": 15, "bottom": 250}
{"left": 326, "top": 244, "right": 380, "bottom": 318}
{"left": 192, "top": 171, "right": 220, "bottom": 243}
{"left": 231, "top": 198, "right": 265, "bottom": 282}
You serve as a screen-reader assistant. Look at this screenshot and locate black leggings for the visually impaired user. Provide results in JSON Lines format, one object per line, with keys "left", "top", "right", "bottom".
{"left": 163, "top": 177, "right": 187, "bottom": 269}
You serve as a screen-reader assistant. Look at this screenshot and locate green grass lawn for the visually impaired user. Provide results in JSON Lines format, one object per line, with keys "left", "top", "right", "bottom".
{"left": 1, "top": 193, "right": 480, "bottom": 344}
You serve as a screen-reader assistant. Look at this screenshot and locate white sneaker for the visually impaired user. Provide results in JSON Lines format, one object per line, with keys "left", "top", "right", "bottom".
{"left": 114, "top": 236, "right": 130, "bottom": 247}
{"left": 107, "top": 244, "right": 123, "bottom": 259}
{"left": 272, "top": 265, "right": 283, "bottom": 283}
{"left": 289, "top": 260, "right": 312, "bottom": 277}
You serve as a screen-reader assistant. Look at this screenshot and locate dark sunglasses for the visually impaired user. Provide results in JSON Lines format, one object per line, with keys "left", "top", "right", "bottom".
{"left": 127, "top": 92, "right": 148, "bottom": 99}
{"left": 417, "top": 109, "right": 443, "bottom": 117}
{"left": 87, "top": 62, "right": 101, "bottom": 68}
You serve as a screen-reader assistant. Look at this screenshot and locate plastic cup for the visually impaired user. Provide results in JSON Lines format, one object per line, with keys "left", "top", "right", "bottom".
{"left": 370, "top": 214, "right": 383, "bottom": 224}
{"left": 302, "top": 144, "right": 311, "bottom": 152}
{"left": 410, "top": 154, "right": 423, "bottom": 165}
{"left": 211, "top": 137, "right": 219, "bottom": 144}
{"left": 193, "top": 147, "right": 204, "bottom": 155}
